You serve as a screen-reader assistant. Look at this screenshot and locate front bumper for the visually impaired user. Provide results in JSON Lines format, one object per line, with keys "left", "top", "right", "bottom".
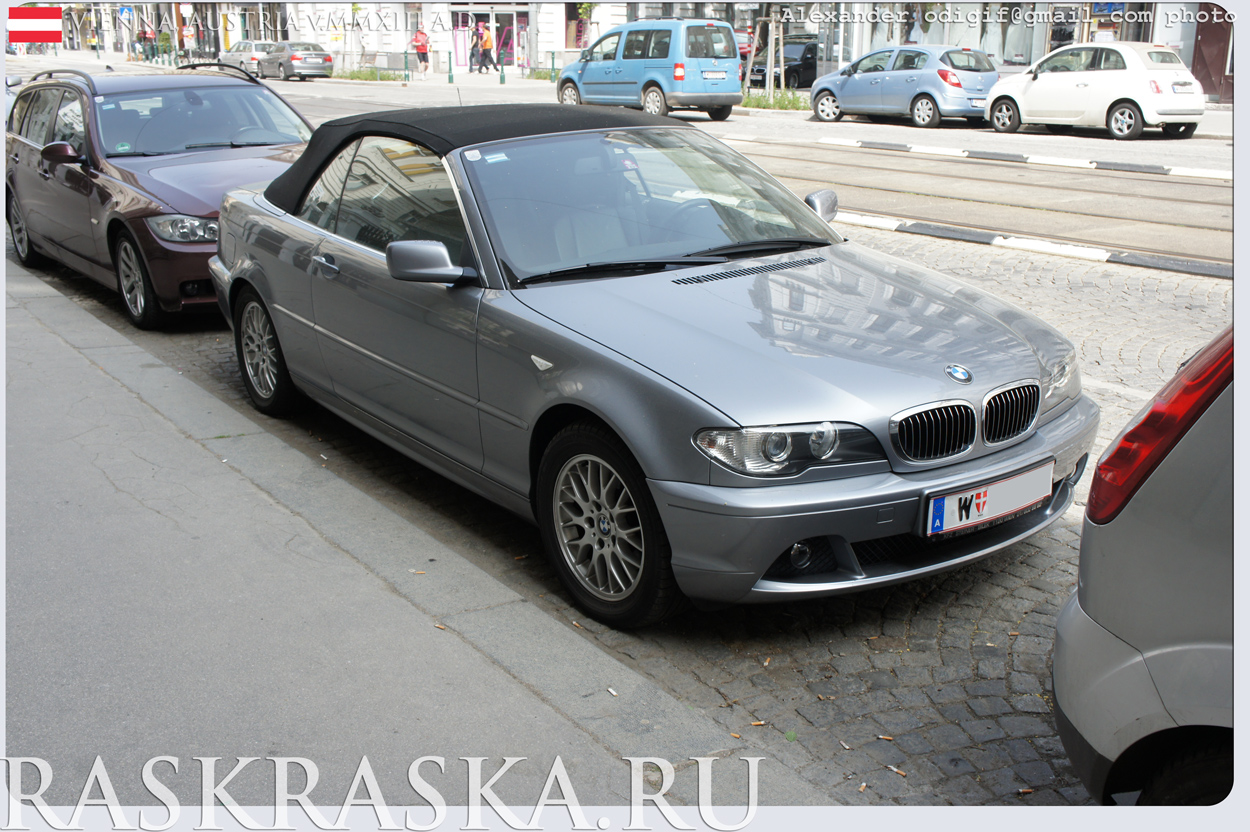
{"left": 131, "top": 222, "right": 219, "bottom": 312}
{"left": 651, "top": 393, "right": 1098, "bottom": 604}
{"left": 665, "top": 91, "right": 744, "bottom": 108}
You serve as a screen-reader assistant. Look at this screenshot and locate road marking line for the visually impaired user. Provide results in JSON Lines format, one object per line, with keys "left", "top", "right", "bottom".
{"left": 992, "top": 237, "right": 1110, "bottom": 261}
{"left": 817, "top": 137, "right": 861, "bottom": 147}
{"left": 908, "top": 145, "right": 968, "bottom": 157}
{"left": 1166, "top": 166, "right": 1232, "bottom": 180}
{"left": 835, "top": 212, "right": 903, "bottom": 231}
{"left": 1026, "top": 155, "right": 1096, "bottom": 169}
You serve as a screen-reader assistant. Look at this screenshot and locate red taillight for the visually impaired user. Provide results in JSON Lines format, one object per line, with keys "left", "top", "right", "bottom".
{"left": 674, "top": 62, "right": 685, "bottom": 80}
{"left": 1086, "top": 326, "right": 1233, "bottom": 524}
{"left": 291, "top": 55, "right": 302, "bottom": 61}
{"left": 1149, "top": 79, "right": 1163, "bottom": 93}
{"left": 937, "top": 68, "right": 962, "bottom": 87}
{"left": 325, "top": 55, "right": 332, "bottom": 63}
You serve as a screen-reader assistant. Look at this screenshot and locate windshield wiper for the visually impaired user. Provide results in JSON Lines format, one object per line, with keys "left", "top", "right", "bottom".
{"left": 521, "top": 256, "right": 728, "bottom": 285}
{"left": 183, "top": 140, "right": 282, "bottom": 149}
{"left": 689, "top": 237, "right": 833, "bottom": 258}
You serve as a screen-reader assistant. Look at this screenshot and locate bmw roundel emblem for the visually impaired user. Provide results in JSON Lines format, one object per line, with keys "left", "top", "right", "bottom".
{"left": 945, "top": 364, "right": 973, "bottom": 384}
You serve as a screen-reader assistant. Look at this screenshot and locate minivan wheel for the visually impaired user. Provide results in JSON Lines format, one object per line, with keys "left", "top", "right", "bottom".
{"left": 1162, "top": 122, "right": 1197, "bottom": 139}
{"left": 536, "top": 422, "right": 685, "bottom": 629}
{"left": 1107, "top": 101, "right": 1144, "bottom": 140}
{"left": 234, "top": 287, "right": 301, "bottom": 417}
{"left": 114, "top": 231, "right": 165, "bottom": 330}
{"left": 559, "top": 82, "right": 581, "bottom": 106}
{"left": 813, "top": 90, "right": 843, "bottom": 122}
{"left": 642, "top": 86, "right": 669, "bottom": 116}
{"left": 991, "top": 98, "right": 1020, "bottom": 132}
{"left": 7, "top": 194, "right": 46, "bottom": 268}
{"left": 1138, "top": 740, "right": 1233, "bottom": 805}
{"left": 911, "top": 95, "right": 940, "bottom": 128}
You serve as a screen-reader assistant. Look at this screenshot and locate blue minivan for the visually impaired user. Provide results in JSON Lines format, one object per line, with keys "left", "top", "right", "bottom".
{"left": 558, "top": 19, "right": 742, "bottom": 121}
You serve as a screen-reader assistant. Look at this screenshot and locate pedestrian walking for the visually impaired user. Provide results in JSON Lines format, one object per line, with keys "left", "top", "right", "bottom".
{"left": 411, "top": 25, "right": 430, "bottom": 79}
{"left": 469, "top": 26, "right": 481, "bottom": 73}
{"left": 478, "top": 24, "right": 498, "bottom": 73}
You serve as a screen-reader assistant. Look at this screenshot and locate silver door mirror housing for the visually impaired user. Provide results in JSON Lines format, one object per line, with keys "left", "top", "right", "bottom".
{"left": 804, "top": 189, "right": 838, "bottom": 222}
{"left": 386, "top": 240, "right": 477, "bottom": 283}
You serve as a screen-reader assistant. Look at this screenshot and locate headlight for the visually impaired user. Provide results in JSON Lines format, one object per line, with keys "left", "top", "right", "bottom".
{"left": 1041, "top": 350, "right": 1081, "bottom": 415}
{"left": 145, "top": 215, "right": 219, "bottom": 243}
{"left": 694, "top": 421, "right": 886, "bottom": 476}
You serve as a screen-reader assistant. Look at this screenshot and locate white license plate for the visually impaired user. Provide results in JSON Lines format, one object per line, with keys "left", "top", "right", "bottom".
{"left": 304, "top": 58, "right": 323, "bottom": 63}
{"left": 970, "top": 98, "right": 986, "bottom": 108}
{"left": 703, "top": 70, "right": 727, "bottom": 80}
{"left": 1172, "top": 83, "right": 1193, "bottom": 93}
{"left": 926, "top": 462, "right": 1054, "bottom": 536}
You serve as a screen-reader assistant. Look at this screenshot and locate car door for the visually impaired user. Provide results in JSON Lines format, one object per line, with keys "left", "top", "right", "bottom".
{"left": 578, "top": 33, "right": 624, "bottom": 103}
{"left": 311, "top": 135, "right": 484, "bottom": 469}
{"left": 1081, "top": 47, "right": 1129, "bottom": 125}
{"left": 879, "top": 49, "right": 928, "bottom": 113}
{"left": 1019, "top": 47, "right": 1096, "bottom": 122}
{"left": 617, "top": 29, "right": 653, "bottom": 104}
{"left": 40, "top": 89, "right": 97, "bottom": 264}
{"left": 10, "top": 87, "right": 63, "bottom": 245}
{"left": 839, "top": 49, "right": 894, "bottom": 112}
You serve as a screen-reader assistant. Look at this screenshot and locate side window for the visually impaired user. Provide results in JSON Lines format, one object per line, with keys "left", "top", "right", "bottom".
{"left": 1038, "top": 47, "right": 1094, "bottom": 73}
{"left": 334, "top": 137, "right": 468, "bottom": 262}
{"left": 9, "top": 90, "right": 35, "bottom": 134}
{"left": 892, "top": 50, "right": 927, "bottom": 71}
{"left": 20, "top": 88, "right": 62, "bottom": 144}
{"left": 647, "top": 30, "right": 671, "bottom": 59}
{"left": 588, "top": 34, "right": 620, "bottom": 62}
{"left": 622, "top": 30, "right": 650, "bottom": 60}
{"left": 1097, "top": 49, "right": 1127, "bottom": 70}
{"left": 856, "top": 51, "right": 893, "bottom": 73}
{"left": 51, "top": 93, "right": 86, "bottom": 155}
{"left": 297, "top": 138, "right": 360, "bottom": 231}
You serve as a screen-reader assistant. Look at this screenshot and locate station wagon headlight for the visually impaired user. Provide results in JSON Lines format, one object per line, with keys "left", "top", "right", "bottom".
{"left": 146, "top": 215, "right": 219, "bottom": 243}
{"left": 1041, "top": 350, "right": 1081, "bottom": 415}
{"left": 695, "top": 422, "right": 885, "bottom": 476}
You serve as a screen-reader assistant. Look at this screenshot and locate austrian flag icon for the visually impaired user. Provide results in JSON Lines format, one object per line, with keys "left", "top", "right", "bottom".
{"left": 8, "top": 5, "right": 64, "bottom": 43}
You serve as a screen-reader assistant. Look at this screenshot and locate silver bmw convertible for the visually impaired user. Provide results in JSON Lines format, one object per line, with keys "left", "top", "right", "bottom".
{"left": 210, "top": 104, "right": 1098, "bottom": 628}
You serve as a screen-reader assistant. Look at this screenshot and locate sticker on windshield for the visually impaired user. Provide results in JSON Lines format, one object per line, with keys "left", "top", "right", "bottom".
{"left": 483, "top": 152, "right": 509, "bottom": 164}
{"left": 115, "top": 142, "right": 131, "bottom": 152}
{"left": 621, "top": 158, "right": 638, "bottom": 170}
{"left": 464, "top": 149, "right": 482, "bottom": 161}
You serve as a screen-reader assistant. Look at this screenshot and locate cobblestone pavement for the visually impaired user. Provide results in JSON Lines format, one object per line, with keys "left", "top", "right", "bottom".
{"left": 10, "top": 229, "right": 1231, "bottom": 806}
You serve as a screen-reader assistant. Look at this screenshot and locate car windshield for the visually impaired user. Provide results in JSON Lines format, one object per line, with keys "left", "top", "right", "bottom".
{"left": 942, "top": 50, "right": 995, "bottom": 72}
{"left": 461, "top": 128, "right": 840, "bottom": 282}
{"left": 95, "top": 85, "right": 311, "bottom": 156}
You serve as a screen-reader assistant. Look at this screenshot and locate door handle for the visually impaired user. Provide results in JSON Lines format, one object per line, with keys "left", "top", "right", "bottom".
{"left": 38, "top": 168, "right": 52, "bottom": 180}
{"left": 906, "top": 76, "right": 917, "bottom": 82}
{"left": 312, "top": 254, "right": 339, "bottom": 275}
{"left": 870, "top": 79, "right": 881, "bottom": 85}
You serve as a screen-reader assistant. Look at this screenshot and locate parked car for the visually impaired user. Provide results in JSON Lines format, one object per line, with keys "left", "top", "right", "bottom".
{"left": 986, "top": 42, "right": 1204, "bottom": 139}
{"left": 217, "top": 40, "right": 277, "bottom": 74}
{"left": 749, "top": 37, "right": 820, "bottom": 89}
{"left": 557, "top": 19, "right": 742, "bottom": 120}
{"left": 1053, "top": 326, "right": 1232, "bottom": 804}
{"left": 812, "top": 45, "right": 998, "bottom": 126}
{"left": 210, "top": 104, "right": 1098, "bottom": 629}
{"left": 257, "top": 42, "right": 334, "bottom": 81}
{"left": 5, "top": 66, "right": 311, "bottom": 328}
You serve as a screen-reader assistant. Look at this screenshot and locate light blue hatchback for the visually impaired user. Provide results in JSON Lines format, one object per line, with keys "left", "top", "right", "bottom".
{"left": 811, "top": 45, "right": 998, "bottom": 127}
{"left": 558, "top": 19, "right": 743, "bottom": 121}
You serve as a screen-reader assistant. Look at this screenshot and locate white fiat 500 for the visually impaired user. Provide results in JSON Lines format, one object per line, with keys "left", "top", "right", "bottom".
{"left": 985, "top": 42, "right": 1204, "bottom": 139}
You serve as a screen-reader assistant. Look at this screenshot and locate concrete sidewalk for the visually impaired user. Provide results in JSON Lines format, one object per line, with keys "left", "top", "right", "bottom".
{"left": 5, "top": 262, "right": 827, "bottom": 816}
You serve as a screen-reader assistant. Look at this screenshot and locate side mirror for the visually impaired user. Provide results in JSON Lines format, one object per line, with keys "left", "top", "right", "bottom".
{"left": 1031, "top": 70, "right": 1039, "bottom": 80}
{"left": 386, "top": 240, "right": 477, "bottom": 284}
{"left": 40, "top": 141, "right": 83, "bottom": 166}
{"left": 804, "top": 189, "right": 838, "bottom": 222}
{"left": 580, "top": 50, "right": 590, "bottom": 62}
{"left": 5, "top": 75, "right": 22, "bottom": 88}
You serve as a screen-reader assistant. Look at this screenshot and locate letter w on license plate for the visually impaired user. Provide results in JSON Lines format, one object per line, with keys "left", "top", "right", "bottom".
{"left": 926, "top": 462, "right": 1054, "bottom": 536}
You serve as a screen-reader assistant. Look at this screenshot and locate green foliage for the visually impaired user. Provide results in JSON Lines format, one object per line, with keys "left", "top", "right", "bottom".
{"left": 741, "top": 89, "right": 809, "bottom": 111}
{"left": 577, "top": 3, "right": 596, "bottom": 20}
{"left": 339, "top": 68, "right": 404, "bottom": 81}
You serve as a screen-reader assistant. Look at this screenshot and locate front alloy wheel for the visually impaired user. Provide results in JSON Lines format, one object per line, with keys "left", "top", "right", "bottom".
{"left": 991, "top": 98, "right": 1021, "bottom": 133}
{"left": 115, "top": 232, "right": 164, "bottom": 329}
{"left": 813, "top": 90, "right": 843, "bottom": 122}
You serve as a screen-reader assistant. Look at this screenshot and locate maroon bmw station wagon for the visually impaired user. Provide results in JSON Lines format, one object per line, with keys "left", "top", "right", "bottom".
{"left": 5, "top": 66, "right": 310, "bottom": 328}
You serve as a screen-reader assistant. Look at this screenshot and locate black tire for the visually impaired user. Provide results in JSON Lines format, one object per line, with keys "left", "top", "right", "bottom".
{"left": 990, "top": 98, "right": 1021, "bottom": 133}
{"left": 559, "top": 81, "right": 581, "bottom": 106}
{"left": 114, "top": 230, "right": 165, "bottom": 330}
{"left": 1138, "top": 741, "right": 1233, "bottom": 805}
{"left": 7, "top": 193, "right": 47, "bottom": 268}
{"left": 536, "top": 422, "right": 686, "bottom": 628}
{"left": 1107, "top": 101, "right": 1144, "bottom": 140}
{"left": 641, "top": 85, "right": 669, "bottom": 117}
{"left": 785, "top": 72, "right": 799, "bottom": 89}
{"left": 813, "top": 90, "right": 843, "bottom": 122}
{"left": 1163, "top": 122, "right": 1197, "bottom": 139}
{"left": 233, "top": 286, "right": 301, "bottom": 417}
{"left": 281, "top": 62, "right": 294, "bottom": 81}
{"left": 706, "top": 105, "right": 732, "bottom": 122}
{"left": 911, "top": 94, "right": 940, "bottom": 128}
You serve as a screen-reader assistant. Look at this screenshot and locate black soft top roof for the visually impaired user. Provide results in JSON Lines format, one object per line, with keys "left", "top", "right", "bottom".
{"left": 263, "top": 104, "right": 687, "bottom": 214}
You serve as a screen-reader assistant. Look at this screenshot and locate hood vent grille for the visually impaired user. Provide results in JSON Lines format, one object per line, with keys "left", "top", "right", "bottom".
{"left": 672, "top": 257, "right": 825, "bottom": 285}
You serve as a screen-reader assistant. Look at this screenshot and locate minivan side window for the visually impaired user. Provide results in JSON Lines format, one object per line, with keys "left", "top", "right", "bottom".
{"left": 588, "top": 34, "right": 620, "bottom": 62}
{"left": 622, "top": 30, "right": 651, "bottom": 60}
{"left": 646, "top": 30, "right": 672, "bottom": 59}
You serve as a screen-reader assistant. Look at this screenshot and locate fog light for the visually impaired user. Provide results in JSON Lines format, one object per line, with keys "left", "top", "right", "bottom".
{"left": 789, "top": 542, "right": 812, "bottom": 570}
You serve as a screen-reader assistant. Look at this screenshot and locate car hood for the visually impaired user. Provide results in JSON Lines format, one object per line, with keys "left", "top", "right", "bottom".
{"left": 516, "top": 243, "right": 1068, "bottom": 427}
{"left": 107, "top": 143, "right": 305, "bottom": 216}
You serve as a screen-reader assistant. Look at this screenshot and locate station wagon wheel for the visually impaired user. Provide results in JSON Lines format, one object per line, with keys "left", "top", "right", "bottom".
{"left": 233, "top": 286, "right": 301, "bottom": 417}
{"left": 7, "top": 194, "right": 46, "bottom": 268}
{"left": 1162, "top": 122, "right": 1196, "bottom": 139}
{"left": 114, "top": 230, "right": 165, "bottom": 330}
{"left": 536, "top": 423, "right": 685, "bottom": 628}
{"left": 911, "top": 94, "right": 940, "bottom": 128}
{"left": 1107, "top": 101, "right": 1144, "bottom": 140}
{"left": 559, "top": 81, "right": 581, "bottom": 106}
{"left": 991, "top": 98, "right": 1020, "bottom": 132}
{"left": 813, "top": 90, "right": 843, "bottom": 122}
{"left": 642, "top": 85, "right": 669, "bottom": 116}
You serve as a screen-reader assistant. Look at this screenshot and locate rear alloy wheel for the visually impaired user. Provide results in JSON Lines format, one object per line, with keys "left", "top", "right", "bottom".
{"left": 281, "top": 62, "right": 294, "bottom": 81}
{"left": 1162, "top": 122, "right": 1197, "bottom": 139}
{"left": 706, "top": 105, "right": 732, "bottom": 121}
{"left": 813, "top": 90, "right": 843, "bottom": 122}
{"left": 114, "top": 231, "right": 165, "bottom": 330}
{"left": 911, "top": 94, "right": 940, "bottom": 128}
{"left": 642, "top": 86, "right": 669, "bottom": 116}
{"left": 536, "top": 423, "right": 685, "bottom": 628}
{"left": 1107, "top": 101, "right": 1144, "bottom": 140}
{"left": 8, "top": 194, "right": 46, "bottom": 268}
{"left": 234, "top": 287, "right": 301, "bottom": 417}
{"left": 991, "top": 98, "right": 1021, "bottom": 133}
{"left": 559, "top": 82, "right": 581, "bottom": 106}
